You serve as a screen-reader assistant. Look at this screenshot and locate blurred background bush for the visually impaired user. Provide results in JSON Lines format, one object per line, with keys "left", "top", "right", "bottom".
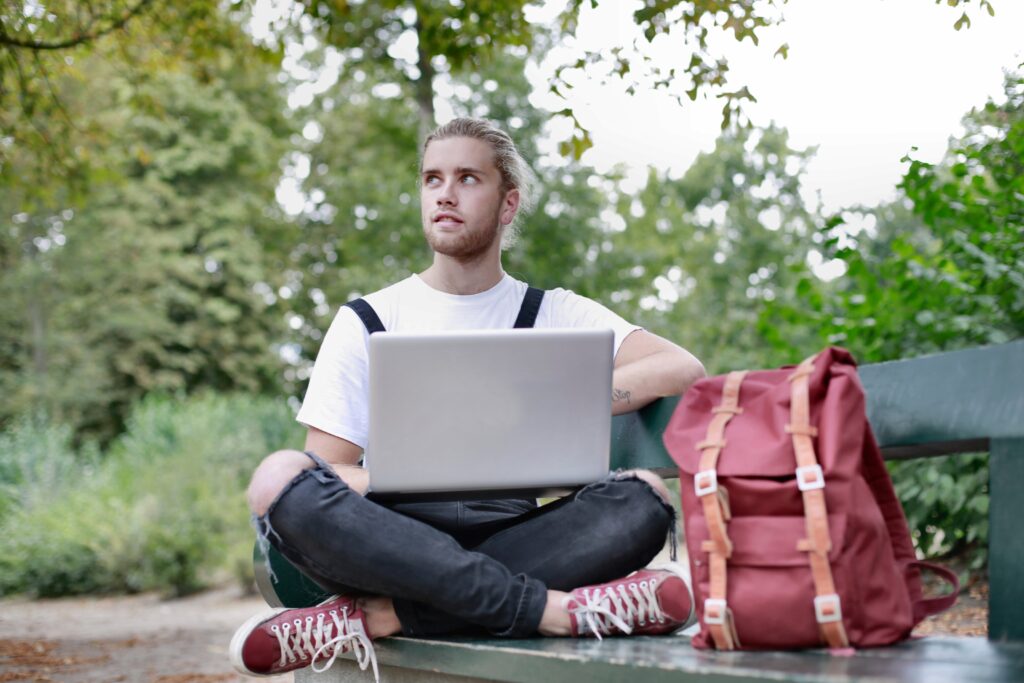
{"left": 0, "top": 394, "right": 301, "bottom": 597}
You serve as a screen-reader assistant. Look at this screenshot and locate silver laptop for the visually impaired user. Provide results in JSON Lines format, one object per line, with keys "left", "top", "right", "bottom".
{"left": 365, "top": 328, "right": 614, "bottom": 500}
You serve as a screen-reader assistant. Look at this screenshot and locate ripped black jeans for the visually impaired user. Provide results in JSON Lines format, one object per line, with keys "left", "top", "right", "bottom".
{"left": 254, "top": 452, "right": 676, "bottom": 638}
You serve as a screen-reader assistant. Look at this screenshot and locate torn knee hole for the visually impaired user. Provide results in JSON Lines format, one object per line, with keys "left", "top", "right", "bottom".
{"left": 248, "top": 451, "right": 316, "bottom": 516}
{"left": 614, "top": 470, "right": 672, "bottom": 505}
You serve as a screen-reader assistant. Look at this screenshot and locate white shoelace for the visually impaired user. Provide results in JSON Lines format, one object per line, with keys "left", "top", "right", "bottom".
{"left": 269, "top": 604, "right": 379, "bottom": 682}
{"left": 566, "top": 579, "right": 666, "bottom": 640}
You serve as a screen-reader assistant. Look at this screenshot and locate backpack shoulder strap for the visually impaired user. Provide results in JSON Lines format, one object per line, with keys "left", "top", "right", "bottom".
{"left": 513, "top": 286, "right": 545, "bottom": 329}
{"left": 344, "top": 298, "right": 386, "bottom": 335}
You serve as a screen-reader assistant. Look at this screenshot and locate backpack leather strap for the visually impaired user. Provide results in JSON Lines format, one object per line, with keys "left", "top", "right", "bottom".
{"left": 910, "top": 560, "right": 960, "bottom": 621}
{"left": 788, "top": 353, "right": 849, "bottom": 649}
{"left": 697, "top": 370, "right": 747, "bottom": 650}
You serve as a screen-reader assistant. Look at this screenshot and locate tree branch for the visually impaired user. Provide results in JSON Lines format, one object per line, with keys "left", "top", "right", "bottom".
{"left": 412, "top": 3, "right": 436, "bottom": 143}
{"left": 0, "top": 0, "right": 155, "bottom": 51}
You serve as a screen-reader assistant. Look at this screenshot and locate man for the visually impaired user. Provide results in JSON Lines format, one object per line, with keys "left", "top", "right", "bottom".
{"left": 230, "top": 118, "right": 706, "bottom": 679}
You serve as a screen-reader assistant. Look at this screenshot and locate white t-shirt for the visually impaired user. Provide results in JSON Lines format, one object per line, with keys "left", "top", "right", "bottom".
{"left": 296, "top": 273, "right": 641, "bottom": 448}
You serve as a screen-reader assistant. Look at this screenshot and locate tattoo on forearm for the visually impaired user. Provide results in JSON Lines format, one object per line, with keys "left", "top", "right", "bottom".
{"left": 612, "top": 388, "right": 632, "bottom": 405}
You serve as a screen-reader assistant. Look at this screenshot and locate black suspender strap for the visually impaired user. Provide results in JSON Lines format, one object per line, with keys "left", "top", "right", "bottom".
{"left": 346, "top": 286, "right": 545, "bottom": 334}
{"left": 513, "top": 286, "right": 545, "bottom": 329}
{"left": 344, "top": 298, "right": 386, "bottom": 335}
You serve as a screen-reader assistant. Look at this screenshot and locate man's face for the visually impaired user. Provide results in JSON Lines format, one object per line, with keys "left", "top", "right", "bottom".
{"left": 420, "top": 136, "right": 518, "bottom": 260}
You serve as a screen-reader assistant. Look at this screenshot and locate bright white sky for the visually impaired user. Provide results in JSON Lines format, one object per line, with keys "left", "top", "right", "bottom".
{"left": 253, "top": 0, "right": 1024, "bottom": 215}
{"left": 522, "top": 0, "right": 1024, "bottom": 213}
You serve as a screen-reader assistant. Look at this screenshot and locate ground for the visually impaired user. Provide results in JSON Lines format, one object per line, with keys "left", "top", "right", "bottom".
{"left": 0, "top": 587, "right": 291, "bottom": 683}
{"left": 0, "top": 580, "right": 986, "bottom": 683}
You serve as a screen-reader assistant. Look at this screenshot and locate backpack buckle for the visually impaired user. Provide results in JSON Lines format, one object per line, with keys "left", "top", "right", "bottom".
{"left": 814, "top": 594, "right": 843, "bottom": 624}
{"left": 796, "top": 464, "right": 825, "bottom": 491}
{"left": 694, "top": 470, "right": 718, "bottom": 497}
{"left": 704, "top": 598, "right": 728, "bottom": 625}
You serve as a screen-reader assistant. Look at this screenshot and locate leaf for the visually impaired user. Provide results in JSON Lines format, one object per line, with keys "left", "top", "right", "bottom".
{"left": 773, "top": 43, "right": 789, "bottom": 60}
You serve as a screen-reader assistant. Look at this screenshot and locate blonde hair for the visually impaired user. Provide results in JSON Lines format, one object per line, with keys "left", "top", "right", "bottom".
{"left": 421, "top": 118, "right": 536, "bottom": 248}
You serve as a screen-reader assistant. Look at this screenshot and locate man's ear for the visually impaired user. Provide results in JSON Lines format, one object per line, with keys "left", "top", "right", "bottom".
{"left": 499, "top": 188, "right": 520, "bottom": 226}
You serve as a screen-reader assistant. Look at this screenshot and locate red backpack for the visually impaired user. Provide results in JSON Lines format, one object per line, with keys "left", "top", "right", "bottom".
{"left": 663, "top": 348, "right": 958, "bottom": 650}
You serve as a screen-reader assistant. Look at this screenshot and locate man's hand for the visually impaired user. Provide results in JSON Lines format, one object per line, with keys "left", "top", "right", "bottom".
{"left": 611, "top": 330, "right": 705, "bottom": 415}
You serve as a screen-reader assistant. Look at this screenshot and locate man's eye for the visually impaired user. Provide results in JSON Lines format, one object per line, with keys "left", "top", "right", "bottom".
{"left": 461, "top": 175, "right": 478, "bottom": 184}
{"left": 424, "top": 175, "right": 440, "bottom": 185}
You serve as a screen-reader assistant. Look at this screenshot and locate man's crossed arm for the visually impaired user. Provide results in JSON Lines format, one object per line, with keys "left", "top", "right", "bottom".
{"left": 611, "top": 329, "right": 705, "bottom": 416}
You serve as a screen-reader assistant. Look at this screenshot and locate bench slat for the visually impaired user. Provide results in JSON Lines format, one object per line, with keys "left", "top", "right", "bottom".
{"left": 859, "top": 340, "right": 1024, "bottom": 457}
{"left": 990, "top": 436, "right": 1024, "bottom": 642}
{"left": 297, "top": 636, "right": 1024, "bottom": 683}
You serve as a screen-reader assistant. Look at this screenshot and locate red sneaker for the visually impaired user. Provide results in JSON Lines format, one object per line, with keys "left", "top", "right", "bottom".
{"left": 564, "top": 564, "right": 696, "bottom": 639}
{"left": 229, "top": 595, "right": 377, "bottom": 679}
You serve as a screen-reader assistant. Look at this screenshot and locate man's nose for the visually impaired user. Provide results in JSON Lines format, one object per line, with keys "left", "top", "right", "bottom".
{"left": 436, "top": 180, "right": 457, "bottom": 205}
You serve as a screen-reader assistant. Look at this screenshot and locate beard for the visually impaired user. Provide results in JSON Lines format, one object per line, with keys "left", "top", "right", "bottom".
{"left": 423, "top": 208, "right": 503, "bottom": 261}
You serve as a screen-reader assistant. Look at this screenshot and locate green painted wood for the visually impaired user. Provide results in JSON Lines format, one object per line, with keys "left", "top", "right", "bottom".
{"left": 253, "top": 543, "right": 330, "bottom": 609}
{"left": 609, "top": 394, "right": 680, "bottom": 473}
{"left": 299, "top": 636, "right": 1024, "bottom": 683}
{"left": 989, "top": 437, "right": 1024, "bottom": 642}
{"left": 859, "top": 340, "right": 1024, "bottom": 457}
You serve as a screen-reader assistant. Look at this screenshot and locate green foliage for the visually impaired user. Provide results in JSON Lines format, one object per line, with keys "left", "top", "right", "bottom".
{"left": 595, "top": 125, "right": 821, "bottom": 372}
{"left": 762, "top": 70, "right": 1022, "bottom": 360}
{"left": 0, "top": 415, "right": 97, "bottom": 521}
{"left": 0, "top": 16, "right": 295, "bottom": 441}
{"left": 760, "top": 69, "right": 1024, "bottom": 569}
{"left": 556, "top": 0, "right": 781, "bottom": 131}
{"left": 300, "top": 0, "right": 535, "bottom": 73}
{"left": 0, "top": 0, "right": 270, "bottom": 195}
{"left": 897, "top": 72, "right": 1024, "bottom": 344}
{"left": 893, "top": 453, "right": 990, "bottom": 571}
{"left": 0, "top": 393, "right": 302, "bottom": 598}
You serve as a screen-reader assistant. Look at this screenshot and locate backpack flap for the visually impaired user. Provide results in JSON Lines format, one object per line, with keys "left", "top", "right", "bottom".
{"left": 666, "top": 348, "right": 865, "bottom": 482}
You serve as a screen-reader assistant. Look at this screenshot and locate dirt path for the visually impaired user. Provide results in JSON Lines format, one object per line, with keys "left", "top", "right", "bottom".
{"left": 0, "top": 587, "right": 291, "bottom": 683}
{"left": 0, "top": 579, "right": 986, "bottom": 683}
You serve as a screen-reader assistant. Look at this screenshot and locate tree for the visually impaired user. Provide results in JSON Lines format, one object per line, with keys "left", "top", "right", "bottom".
{"left": 294, "top": 0, "right": 534, "bottom": 140}
{"left": 557, "top": 0, "right": 995, "bottom": 119}
{"left": 601, "top": 124, "right": 821, "bottom": 372}
{"left": 0, "top": 16, "right": 294, "bottom": 440}
{"left": 0, "top": 1, "right": 266, "bottom": 194}
{"left": 0, "top": 1, "right": 155, "bottom": 50}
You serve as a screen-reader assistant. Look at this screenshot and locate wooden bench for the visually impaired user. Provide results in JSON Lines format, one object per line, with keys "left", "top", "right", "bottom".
{"left": 255, "top": 340, "right": 1024, "bottom": 682}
